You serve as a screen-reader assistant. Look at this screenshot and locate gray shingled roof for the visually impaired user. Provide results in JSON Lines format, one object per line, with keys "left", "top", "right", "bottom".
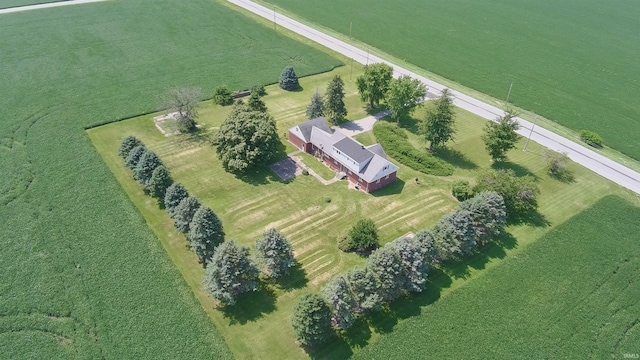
{"left": 298, "top": 117, "right": 332, "bottom": 142}
{"left": 333, "top": 137, "right": 373, "bottom": 163}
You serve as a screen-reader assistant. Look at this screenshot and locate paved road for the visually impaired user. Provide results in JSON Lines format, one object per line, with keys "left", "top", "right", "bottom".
{"left": 0, "top": 0, "right": 105, "bottom": 15}
{"left": 229, "top": 0, "right": 640, "bottom": 195}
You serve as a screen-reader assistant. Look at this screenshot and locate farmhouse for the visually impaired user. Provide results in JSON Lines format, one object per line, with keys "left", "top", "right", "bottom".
{"left": 289, "top": 117, "right": 399, "bottom": 193}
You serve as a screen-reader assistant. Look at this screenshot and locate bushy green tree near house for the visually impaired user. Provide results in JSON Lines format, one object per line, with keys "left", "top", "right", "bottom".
{"left": 322, "top": 275, "right": 358, "bottom": 330}
{"left": 173, "top": 196, "right": 201, "bottom": 234}
{"left": 118, "top": 135, "right": 143, "bottom": 159}
{"left": 204, "top": 240, "right": 259, "bottom": 306}
{"left": 324, "top": 75, "right": 347, "bottom": 124}
{"left": 291, "top": 293, "right": 333, "bottom": 348}
{"left": 482, "top": 111, "right": 520, "bottom": 162}
{"left": 279, "top": 66, "right": 300, "bottom": 91}
{"left": 306, "top": 90, "right": 325, "bottom": 120}
{"left": 164, "top": 183, "right": 189, "bottom": 218}
{"left": 420, "top": 88, "right": 456, "bottom": 152}
{"left": 451, "top": 179, "right": 473, "bottom": 201}
{"left": 213, "top": 105, "right": 280, "bottom": 173}
{"left": 386, "top": 75, "right": 426, "bottom": 122}
{"left": 356, "top": 63, "right": 393, "bottom": 109}
{"left": 347, "top": 218, "right": 379, "bottom": 252}
{"left": 212, "top": 85, "right": 234, "bottom": 106}
{"left": 188, "top": 206, "right": 225, "bottom": 264}
{"left": 146, "top": 165, "right": 173, "bottom": 205}
{"left": 389, "top": 236, "right": 428, "bottom": 293}
{"left": 254, "top": 228, "right": 296, "bottom": 278}
{"left": 345, "top": 267, "right": 382, "bottom": 313}
{"left": 473, "top": 168, "right": 539, "bottom": 217}
{"left": 366, "top": 246, "right": 407, "bottom": 302}
{"left": 124, "top": 145, "right": 147, "bottom": 170}
{"left": 133, "top": 150, "right": 162, "bottom": 186}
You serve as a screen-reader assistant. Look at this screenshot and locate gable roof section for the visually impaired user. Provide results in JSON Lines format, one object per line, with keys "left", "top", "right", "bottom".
{"left": 366, "top": 144, "right": 388, "bottom": 160}
{"left": 333, "top": 137, "right": 373, "bottom": 163}
{"left": 297, "top": 117, "right": 332, "bottom": 142}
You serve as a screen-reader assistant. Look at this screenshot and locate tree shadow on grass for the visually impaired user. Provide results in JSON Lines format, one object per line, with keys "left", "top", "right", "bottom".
{"left": 492, "top": 161, "right": 537, "bottom": 179}
{"left": 435, "top": 147, "right": 478, "bottom": 170}
{"left": 371, "top": 178, "right": 405, "bottom": 197}
{"left": 395, "top": 115, "right": 421, "bottom": 134}
{"left": 265, "top": 263, "right": 308, "bottom": 292}
{"left": 306, "top": 317, "right": 374, "bottom": 360}
{"left": 443, "top": 231, "right": 519, "bottom": 279}
{"left": 219, "top": 284, "right": 277, "bottom": 325}
{"left": 508, "top": 209, "right": 551, "bottom": 228}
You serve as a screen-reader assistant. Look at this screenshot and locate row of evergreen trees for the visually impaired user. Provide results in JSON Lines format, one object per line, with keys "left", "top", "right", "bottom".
{"left": 119, "top": 136, "right": 296, "bottom": 306}
{"left": 291, "top": 191, "right": 507, "bottom": 348}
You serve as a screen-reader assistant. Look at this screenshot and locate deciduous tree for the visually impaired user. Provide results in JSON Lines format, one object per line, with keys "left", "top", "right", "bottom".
{"left": 118, "top": 135, "right": 143, "bottom": 159}
{"left": 482, "top": 111, "right": 520, "bottom": 162}
{"left": 146, "top": 165, "right": 173, "bottom": 205}
{"left": 386, "top": 75, "right": 426, "bottom": 122}
{"left": 322, "top": 275, "right": 358, "bottom": 330}
{"left": 473, "top": 168, "right": 539, "bottom": 217}
{"left": 214, "top": 105, "right": 280, "bottom": 173}
{"left": 291, "top": 293, "right": 333, "bottom": 347}
{"left": 420, "top": 88, "right": 456, "bottom": 151}
{"left": 545, "top": 150, "right": 572, "bottom": 180}
{"left": 366, "top": 246, "right": 407, "bottom": 302}
{"left": 255, "top": 228, "right": 296, "bottom": 278}
{"left": 173, "top": 196, "right": 201, "bottom": 233}
{"left": 164, "top": 87, "right": 201, "bottom": 133}
{"left": 356, "top": 63, "right": 393, "bottom": 109}
{"left": 324, "top": 75, "right": 347, "bottom": 124}
{"left": 204, "top": 240, "right": 259, "bottom": 306}
{"left": 212, "top": 85, "right": 233, "bottom": 106}
{"left": 279, "top": 66, "right": 300, "bottom": 91}
{"left": 188, "top": 206, "right": 225, "bottom": 264}
{"left": 164, "top": 183, "right": 189, "bottom": 218}
{"left": 348, "top": 218, "right": 379, "bottom": 252}
{"left": 306, "top": 90, "right": 325, "bottom": 120}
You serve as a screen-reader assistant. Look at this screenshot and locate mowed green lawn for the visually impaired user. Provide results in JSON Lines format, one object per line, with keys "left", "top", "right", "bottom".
{"left": 0, "top": 0, "right": 340, "bottom": 358}
{"left": 264, "top": 0, "right": 640, "bottom": 161}
{"left": 356, "top": 195, "right": 640, "bottom": 359}
{"left": 90, "top": 64, "right": 638, "bottom": 358}
{"left": 0, "top": 0, "right": 66, "bottom": 9}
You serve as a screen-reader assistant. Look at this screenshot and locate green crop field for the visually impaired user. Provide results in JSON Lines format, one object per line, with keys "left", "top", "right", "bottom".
{"left": 356, "top": 195, "right": 640, "bottom": 359}
{"left": 0, "top": 0, "right": 66, "bottom": 9}
{"left": 90, "top": 62, "right": 638, "bottom": 358}
{"left": 264, "top": 0, "right": 640, "bottom": 161}
{"left": 0, "top": 0, "right": 339, "bottom": 357}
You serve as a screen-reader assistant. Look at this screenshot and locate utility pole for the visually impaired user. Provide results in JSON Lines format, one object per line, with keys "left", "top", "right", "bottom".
{"left": 505, "top": 83, "right": 513, "bottom": 104}
{"left": 524, "top": 115, "right": 538, "bottom": 151}
{"left": 350, "top": 58, "right": 354, "bottom": 80}
{"left": 366, "top": 46, "right": 369, "bottom": 65}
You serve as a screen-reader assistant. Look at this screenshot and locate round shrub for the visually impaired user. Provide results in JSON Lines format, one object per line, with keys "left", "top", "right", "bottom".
{"left": 213, "top": 85, "right": 233, "bottom": 106}
{"left": 580, "top": 130, "right": 603, "bottom": 147}
{"left": 451, "top": 180, "right": 472, "bottom": 201}
{"left": 279, "top": 66, "right": 300, "bottom": 91}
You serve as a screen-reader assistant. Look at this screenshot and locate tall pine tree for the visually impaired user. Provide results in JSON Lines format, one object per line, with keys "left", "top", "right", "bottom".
{"left": 188, "top": 206, "right": 225, "bottom": 264}
{"left": 324, "top": 75, "right": 347, "bottom": 124}
{"left": 255, "top": 228, "right": 296, "bottom": 278}
{"left": 204, "top": 240, "right": 260, "bottom": 306}
{"left": 306, "top": 90, "right": 325, "bottom": 119}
